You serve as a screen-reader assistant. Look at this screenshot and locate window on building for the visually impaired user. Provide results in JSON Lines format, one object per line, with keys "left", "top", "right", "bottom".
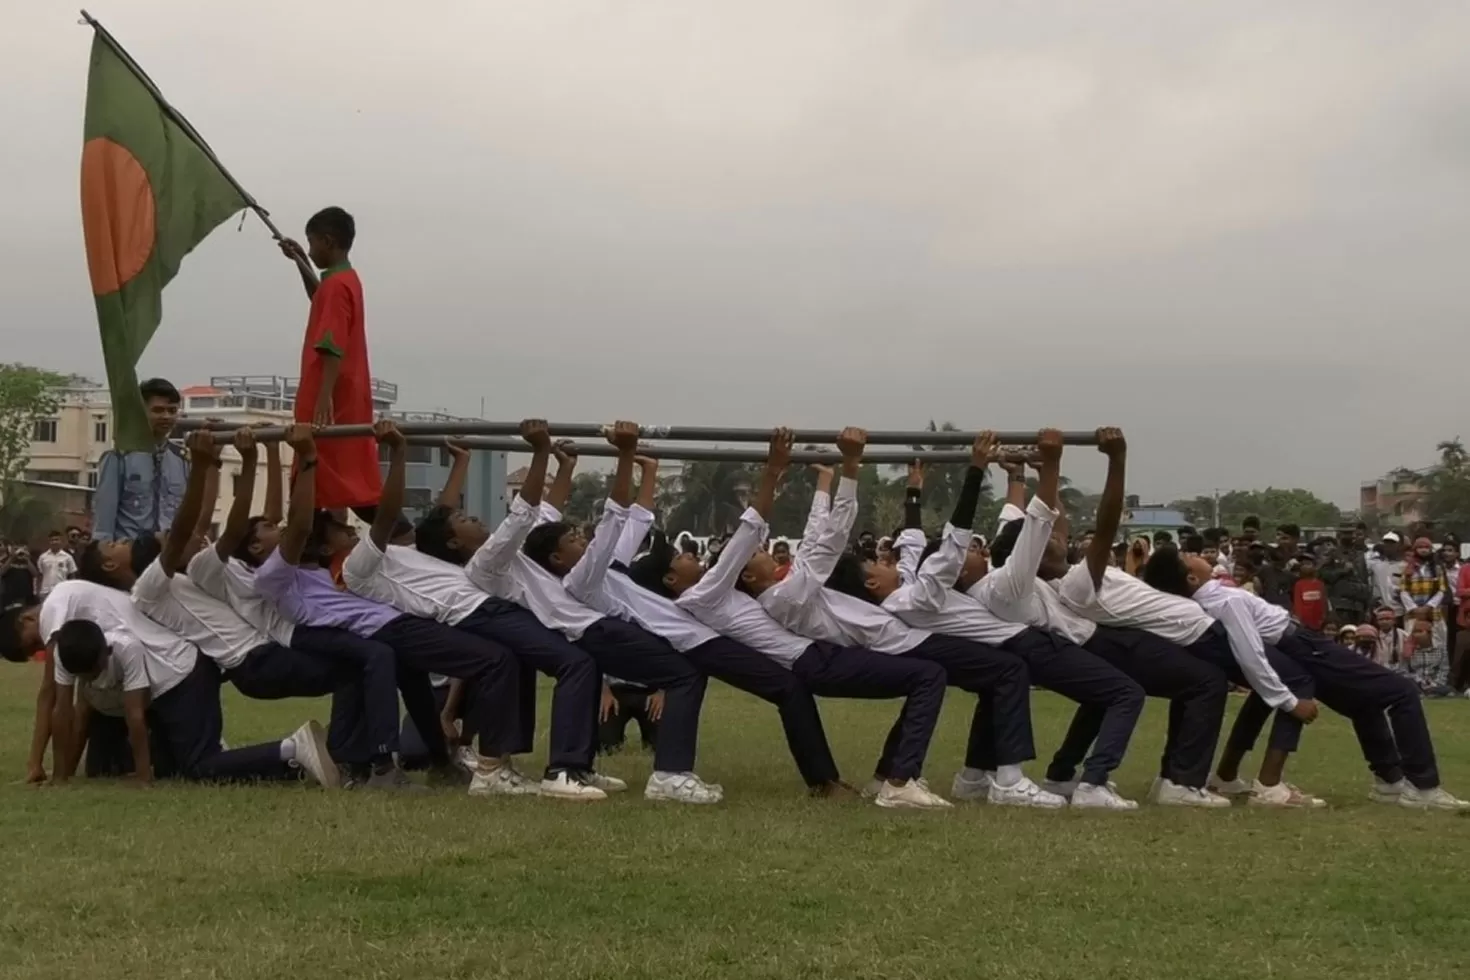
{"left": 190, "top": 397, "right": 217, "bottom": 409}
{"left": 93, "top": 419, "right": 108, "bottom": 443}
{"left": 25, "top": 470, "right": 78, "bottom": 485}
{"left": 31, "top": 419, "right": 58, "bottom": 442}
{"left": 379, "top": 444, "right": 434, "bottom": 464}
{"left": 86, "top": 467, "right": 100, "bottom": 489}
{"left": 438, "top": 447, "right": 451, "bottom": 467}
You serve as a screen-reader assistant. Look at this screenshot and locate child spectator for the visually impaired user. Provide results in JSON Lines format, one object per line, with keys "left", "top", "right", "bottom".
{"left": 1405, "top": 617, "right": 1456, "bottom": 697}
{"left": 1371, "top": 607, "right": 1410, "bottom": 667}
{"left": 1291, "top": 557, "right": 1327, "bottom": 631}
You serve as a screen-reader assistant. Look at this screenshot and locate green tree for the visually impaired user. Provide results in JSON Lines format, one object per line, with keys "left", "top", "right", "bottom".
{"left": 1167, "top": 488, "right": 1341, "bottom": 533}
{"left": 563, "top": 471, "right": 612, "bottom": 524}
{"left": 1419, "top": 439, "right": 1470, "bottom": 537}
{"left": 0, "top": 364, "right": 66, "bottom": 499}
{"left": 662, "top": 461, "right": 758, "bottom": 536}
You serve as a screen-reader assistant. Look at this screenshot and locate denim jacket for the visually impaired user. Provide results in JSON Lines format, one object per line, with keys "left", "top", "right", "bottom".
{"left": 91, "top": 442, "right": 189, "bottom": 541}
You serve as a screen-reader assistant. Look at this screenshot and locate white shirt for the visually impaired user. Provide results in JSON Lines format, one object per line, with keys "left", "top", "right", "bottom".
{"left": 134, "top": 555, "right": 269, "bottom": 671}
{"left": 568, "top": 503, "right": 719, "bottom": 654}
{"left": 1055, "top": 563, "right": 1215, "bottom": 645}
{"left": 37, "top": 549, "right": 76, "bottom": 594}
{"left": 40, "top": 578, "right": 195, "bottom": 697}
{"left": 757, "top": 478, "right": 929, "bottom": 655}
{"left": 343, "top": 535, "right": 489, "bottom": 626}
{"left": 677, "top": 507, "right": 817, "bottom": 668}
{"left": 1189, "top": 579, "right": 1297, "bottom": 711}
{"left": 968, "top": 495, "right": 1095, "bottom": 644}
{"left": 882, "top": 523, "right": 1028, "bottom": 645}
{"left": 893, "top": 527, "right": 926, "bottom": 586}
{"left": 187, "top": 547, "right": 296, "bottom": 647}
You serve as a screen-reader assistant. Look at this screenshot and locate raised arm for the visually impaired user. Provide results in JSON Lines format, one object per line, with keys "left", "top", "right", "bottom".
{"left": 262, "top": 437, "right": 284, "bottom": 525}
{"left": 215, "top": 427, "right": 260, "bottom": 561}
{"left": 821, "top": 427, "right": 866, "bottom": 545}
{"left": 277, "top": 425, "right": 319, "bottom": 566}
{"left": 161, "top": 432, "right": 220, "bottom": 577}
{"left": 565, "top": 422, "right": 638, "bottom": 600}
{"left": 466, "top": 421, "right": 551, "bottom": 576}
{"left": 439, "top": 440, "right": 471, "bottom": 509}
{"left": 615, "top": 504, "right": 657, "bottom": 567}
{"left": 1085, "top": 428, "right": 1127, "bottom": 589}
{"left": 278, "top": 237, "right": 320, "bottom": 300}
{"left": 681, "top": 431, "right": 791, "bottom": 608}
{"left": 545, "top": 442, "right": 577, "bottom": 512}
{"left": 370, "top": 420, "right": 406, "bottom": 552}
{"left": 1033, "top": 427, "right": 1062, "bottom": 512}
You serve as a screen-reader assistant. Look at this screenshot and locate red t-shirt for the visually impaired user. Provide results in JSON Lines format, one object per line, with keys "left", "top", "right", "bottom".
{"left": 294, "top": 265, "right": 383, "bottom": 510}
{"left": 1293, "top": 577, "right": 1327, "bottom": 631}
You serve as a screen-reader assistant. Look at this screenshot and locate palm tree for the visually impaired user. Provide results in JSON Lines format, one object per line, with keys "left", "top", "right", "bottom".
{"left": 662, "top": 461, "right": 758, "bottom": 535}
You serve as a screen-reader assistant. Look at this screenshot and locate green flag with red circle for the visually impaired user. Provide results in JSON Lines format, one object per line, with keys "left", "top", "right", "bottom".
{"left": 81, "top": 30, "right": 246, "bottom": 452}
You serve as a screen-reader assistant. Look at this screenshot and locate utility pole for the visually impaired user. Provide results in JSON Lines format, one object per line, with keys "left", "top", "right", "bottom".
{"left": 1212, "top": 489, "right": 1222, "bottom": 528}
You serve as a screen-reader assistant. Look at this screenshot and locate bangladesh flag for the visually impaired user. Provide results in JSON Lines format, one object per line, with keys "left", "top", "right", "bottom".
{"left": 80, "top": 27, "right": 247, "bottom": 452}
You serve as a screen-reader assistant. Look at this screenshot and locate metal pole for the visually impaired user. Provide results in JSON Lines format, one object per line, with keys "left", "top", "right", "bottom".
{"left": 79, "top": 10, "right": 317, "bottom": 285}
{"left": 401, "top": 436, "right": 1029, "bottom": 466}
{"left": 174, "top": 418, "right": 1094, "bottom": 446}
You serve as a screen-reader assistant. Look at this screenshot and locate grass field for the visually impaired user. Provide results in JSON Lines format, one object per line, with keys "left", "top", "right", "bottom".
{"left": 3, "top": 664, "right": 1470, "bottom": 980}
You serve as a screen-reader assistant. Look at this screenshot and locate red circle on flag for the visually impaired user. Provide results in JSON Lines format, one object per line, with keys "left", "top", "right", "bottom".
{"left": 80, "top": 137, "right": 155, "bottom": 295}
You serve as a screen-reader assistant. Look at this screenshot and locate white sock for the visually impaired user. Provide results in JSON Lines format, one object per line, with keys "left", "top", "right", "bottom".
{"left": 994, "top": 765, "right": 1023, "bottom": 788}
{"left": 279, "top": 738, "right": 296, "bottom": 763}
{"left": 961, "top": 767, "right": 989, "bottom": 782}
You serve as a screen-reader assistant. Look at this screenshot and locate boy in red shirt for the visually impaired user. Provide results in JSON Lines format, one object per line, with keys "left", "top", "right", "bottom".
{"left": 280, "top": 207, "right": 382, "bottom": 519}
{"left": 1292, "top": 556, "right": 1328, "bottom": 631}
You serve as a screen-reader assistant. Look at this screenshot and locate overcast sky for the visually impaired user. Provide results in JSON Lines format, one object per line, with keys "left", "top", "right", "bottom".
{"left": 6, "top": 1, "right": 1469, "bottom": 506}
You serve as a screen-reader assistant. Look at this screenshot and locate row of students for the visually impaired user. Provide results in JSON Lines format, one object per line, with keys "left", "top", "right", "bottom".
{"left": 6, "top": 417, "right": 1466, "bottom": 812}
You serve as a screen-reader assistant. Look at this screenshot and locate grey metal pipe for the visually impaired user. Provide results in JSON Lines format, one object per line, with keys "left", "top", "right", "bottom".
{"left": 174, "top": 418, "right": 1093, "bottom": 446}
{"left": 401, "top": 436, "right": 1026, "bottom": 466}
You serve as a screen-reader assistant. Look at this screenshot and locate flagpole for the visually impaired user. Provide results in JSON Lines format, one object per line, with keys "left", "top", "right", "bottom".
{"left": 78, "top": 10, "right": 318, "bottom": 286}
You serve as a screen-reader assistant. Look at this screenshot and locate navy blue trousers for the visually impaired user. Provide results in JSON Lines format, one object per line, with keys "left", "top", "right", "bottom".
{"left": 790, "top": 642, "right": 946, "bottom": 782}
{"left": 288, "top": 625, "right": 402, "bottom": 764}
{"left": 1188, "top": 624, "right": 1314, "bottom": 756}
{"left": 684, "top": 636, "right": 840, "bottom": 787}
{"left": 1277, "top": 629, "right": 1440, "bottom": 789}
{"left": 148, "top": 657, "right": 295, "bottom": 782}
{"left": 1000, "top": 627, "right": 1145, "bottom": 787}
{"left": 1055, "top": 626, "right": 1228, "bottom": 789}
{"left": 899, "top": 634, "right": 1035, "bottom": 772}
{"left": 373, "top": 614, "right": 519, "bottom": 759}
{"left": 400, "top": 683, "right": 465, "bottom": 770}
{"left": 576, "top": 617, "right": 708, "bottom": 773}
{"left": 459, "top": 599, "right": 599, "bottom": 773}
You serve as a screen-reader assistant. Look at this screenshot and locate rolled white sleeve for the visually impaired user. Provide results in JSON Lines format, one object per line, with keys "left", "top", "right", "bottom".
{"left": 894, "top": 528, "right": 926, "bottom": 586}
{"left": 986, "top": 495, "right": 1059, "bottom": 606}
{"left": 342, "top": 537, "right": 386, "bottom": 592}
{"left": 108, "top": 630, "right": 151, "bottom": 693}
{"left": 132, "top": 560, "right": 173, "bottom": 617}
{"left": 1058, "top": 562, "right": 1098, "bottom": 610}
{"left": 613, "top": 504, "right": 657, "bottom": 567}
{"left": 186, "top": 549, "right": 231, "bottom": 604}
{"left": 467, "top": 494, "right": 540, "bottom": 583}
{"left": 905, "top": 524, "right": 969, "bottom": 611}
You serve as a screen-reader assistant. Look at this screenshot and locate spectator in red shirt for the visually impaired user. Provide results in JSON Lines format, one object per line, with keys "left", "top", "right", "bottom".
{"left": 1292, "top": 556, "right": 1328, "bottom": 631}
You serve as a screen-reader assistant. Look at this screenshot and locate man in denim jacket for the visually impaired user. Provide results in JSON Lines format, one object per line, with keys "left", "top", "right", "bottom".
{"left": 91, "top": 379, "right": 189, "bottom": 542}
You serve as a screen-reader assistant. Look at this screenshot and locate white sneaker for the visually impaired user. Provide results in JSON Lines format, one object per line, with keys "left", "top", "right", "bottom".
{"left": 989, "top": 776, "right": 1068, "bottom": 809}
{"left": 860, "top": 778, "right": 885, "bottom": 800}
{"left": 1207, "top": 775, "right": 1252, "bottom": 797}
{"left": 645, "top": 772, "right": 723, "bottom": 804}
{"left": 1399, "top": 785, "right": 1470, "bottom": 811}
{"left": 875, "top": 778, "right": 953, "bottom": 810}
{"left": 1157, "top": 779, "right": 1232, "bottom": 809}
{"left": 950, "top": 770, "right": 993, "bottom": 801}
{"left": 469, "top": 764, "right": 540, "bottom": 797}
{"left": 1371, "top": 778, "right": 1407, "bottom": 803}
{"left": 1249, "top": 780, "right": 1325, "bottom": 809}
{"left": 1071, "top": 782, "right": 1138, "bottom": 810}
{"left": 288, "top": 721, "right": 339, "bottom": 789}
{"left": 454, "top": 746, "right": 478, "bottom": 773}
{"left": 539, "top": 771, "right": 608, "bottom": 800}
{"left": 585, "top": 771, "right": 628, "bottom": 793}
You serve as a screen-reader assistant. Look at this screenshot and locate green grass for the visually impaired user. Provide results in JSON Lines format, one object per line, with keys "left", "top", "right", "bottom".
{"left": 3, "top": 665, "right": 1470, "bottom": 980}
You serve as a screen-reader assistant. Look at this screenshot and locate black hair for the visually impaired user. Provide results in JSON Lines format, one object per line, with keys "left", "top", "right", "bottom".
{"left": 1277, "top": 523, "right": 1301, "bottom": 539}
{"left": 414, "top": 506, "right": 459, "bottom": 563}
{"left": 524, "top": 521, "right": 573, "bottom": 573}
{"left": 1201, "top": 527, "right": 1223, "bottom": 545}
{"left": 139, "top": 377, "right": 181, "bottom": 405}
{"left": 989, "top": 519, "right": 1023, "bottom": 569}
{"left": 1142, "top": 546, "right": 1189, "bottom": 595}
{"left": 1242, "top": 515, "right": 1261, "bottom": 530}
{"left": 304, "top": 511, "right": 351, "bottom": 566}
{"left": 1181, "top": 533, "right": 1205, "bottom": 553}
{"left": 628, "top": 530, "right": 677, "bottom": 599}
{"left": 1111, "top": 541, "right": 1128, "bottom": 558}
{"left": 130, "top": 535, "right": 162, "bottom": 578}
{"left": 1152, "top": 530, "right": 1174, "bottom": 546}
{"left": 825, "top": 552, "right": 876, "bottom": 603}
{"left": 0, "top": 603, "right": 36, "bottom": 663}
{"left": 48, "top": 529, "right": 63, "bottom": 539}
{"left": 232, "top": 516, "right": 270, "bottom": 567}
{"left": 1355, "top": 521, "right": 1368, "bottom": 532}
{"left": 55, "top": 620, "right": 108, "bottom": 677}
{"left": 305, "top": 206, "right": 356, "bottom": 251}
{"left": 1181, "top": 525, "right": 1197, "bottom": 536}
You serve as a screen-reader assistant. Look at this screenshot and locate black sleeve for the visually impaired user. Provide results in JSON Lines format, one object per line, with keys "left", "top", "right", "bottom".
{"left": 949, "top": 465, "right": 987, "bottom": 531}
{"left": 903, "top": 487, "right": 922, "bottom": 531}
